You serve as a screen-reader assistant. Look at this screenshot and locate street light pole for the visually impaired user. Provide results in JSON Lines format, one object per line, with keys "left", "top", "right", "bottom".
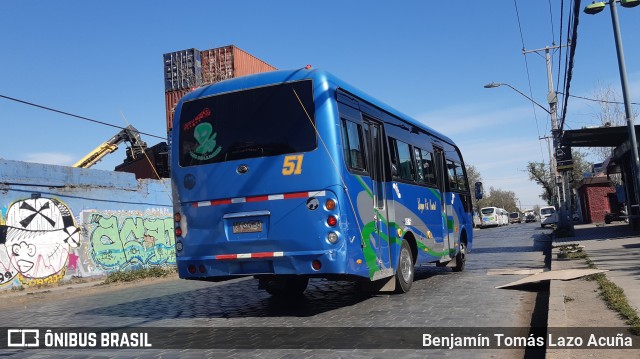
{"left": 484, "top": 82, "right": 551, "bottom": 114}
{"left": 484, "top": 82, "right": 564, "bottom": 222}
{"left": 584, "top": 0, "right": 640, "bottom": 227}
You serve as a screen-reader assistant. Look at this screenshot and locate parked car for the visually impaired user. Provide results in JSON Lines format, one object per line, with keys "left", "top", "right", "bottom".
{"left": 509, "top": 212, "right": 521, "bottom": 224}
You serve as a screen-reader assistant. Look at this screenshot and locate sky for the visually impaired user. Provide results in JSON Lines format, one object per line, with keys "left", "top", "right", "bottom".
{"left": 1, "top": 0, "right": 639, "bottom": 209}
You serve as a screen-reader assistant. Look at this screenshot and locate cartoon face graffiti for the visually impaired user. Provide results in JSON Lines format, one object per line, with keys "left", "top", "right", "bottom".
{"left": 1, "top": 198, "right": 80, "bottom": 279}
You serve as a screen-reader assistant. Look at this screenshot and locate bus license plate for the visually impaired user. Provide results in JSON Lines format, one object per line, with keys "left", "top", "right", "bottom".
{"left": 233, "top": 220, "right": 263, "bottom": 234}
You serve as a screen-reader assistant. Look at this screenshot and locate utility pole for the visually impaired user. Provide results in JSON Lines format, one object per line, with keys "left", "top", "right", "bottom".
{"left": 524, "top": 43, "right": 573, "bottom": 232}
{"left": 539, "top": 135, "right": 557, "bottom": 203}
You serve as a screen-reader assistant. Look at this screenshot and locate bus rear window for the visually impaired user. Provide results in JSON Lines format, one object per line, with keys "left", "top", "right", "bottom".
{"left": 178, "top": 80, "right": 317, "bottom": 167}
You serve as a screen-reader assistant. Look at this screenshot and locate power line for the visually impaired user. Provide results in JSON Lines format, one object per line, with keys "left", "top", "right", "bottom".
{"left": 558, "top": 91, "right": 640, "bottom": 105}
{"left": 513, "top": 0, "right": 548, "bottom": 163}
{"left": 556, "top": 0, "right": 565, "bottom": 92}
{"left": 559, "top": 0, "right": 582, "bottom": 133}
{"left": 548, "top": 0, "right": 556, "bottom": 45}
{"left": 0, "top": 94, "right": 166, "bottom": 140}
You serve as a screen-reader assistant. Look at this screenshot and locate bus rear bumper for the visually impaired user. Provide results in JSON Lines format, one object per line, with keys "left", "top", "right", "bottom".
{"left": 177, "top": 249, "right": 358, "bottom": 280}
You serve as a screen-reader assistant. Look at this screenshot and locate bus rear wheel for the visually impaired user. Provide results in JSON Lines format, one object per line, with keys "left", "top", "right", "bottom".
{"left": 452, "top": 241, "right": 466, "bottom": 272}
{"left": 394, "top": 240, "right": 415, "bottom": 293}
{"left": 259, "top": 276, "right": 309, "bottom": 297}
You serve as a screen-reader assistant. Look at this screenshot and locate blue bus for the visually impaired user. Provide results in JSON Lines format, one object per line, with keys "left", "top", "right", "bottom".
{"left": 171, "top": 68, "right": 477, "bottom": 295}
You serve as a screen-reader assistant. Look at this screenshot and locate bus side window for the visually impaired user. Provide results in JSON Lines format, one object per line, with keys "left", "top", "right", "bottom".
{"left": 396, "top": 140, "right": 415, "bottom": 181}
{"left": 453, "top": 162, "right": 467, "bottom": 191}
{"left": 341, "top": 119, "right": 367, "bottom": 172}
{"left": 446, "top": 160, "right": 457, "bottom": 189}
{"left": 388, "top": 138, "right": 399, "bottom": 177}
{"left": 421, "top": 149, "right": 436, "bottom": 185}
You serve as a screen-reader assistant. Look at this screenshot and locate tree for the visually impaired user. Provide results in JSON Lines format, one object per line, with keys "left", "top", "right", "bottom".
{"left": 527, "top": 149, "right": 592, "bottom": 205}
{"left": 589, "top": 84, "right": 632, "bottom": 162}
{"left": 484, "top": 187, "right": 519, "bottom": 212}
{"left": 585, "top": 84, "right": 638, "bottom": 186}
{"left": 527, "top": 162, "right": 555, "bottom": 205}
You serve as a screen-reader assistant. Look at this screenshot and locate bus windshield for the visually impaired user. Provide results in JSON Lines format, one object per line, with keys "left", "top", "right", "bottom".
{"left": 481, "top": 208, "right": 495, "bottom": 215}
{"left": 178, "top": 80, "right": 317, "bottom": 167}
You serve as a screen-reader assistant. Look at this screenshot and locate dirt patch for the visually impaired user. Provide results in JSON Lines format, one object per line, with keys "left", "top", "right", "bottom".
{"left": 0, "top": 275, "right": 180, "bottom": 310}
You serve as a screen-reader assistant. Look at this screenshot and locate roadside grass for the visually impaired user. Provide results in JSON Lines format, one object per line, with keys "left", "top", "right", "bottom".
{"left": 575, "top": 257, "right": 640, "bottom": 335}
{"left": 104, "top": 267, "right": 177, "bottom": 284}
{"left": 555, "top": 244, "right": 586, "bottom": 259}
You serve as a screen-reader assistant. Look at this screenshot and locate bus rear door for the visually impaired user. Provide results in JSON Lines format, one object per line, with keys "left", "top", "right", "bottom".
{"left": 433, "top": 146, "right": 453, "bottom": 260}
{"left": 363, "top": 118, "right": 392, "bottom": 279}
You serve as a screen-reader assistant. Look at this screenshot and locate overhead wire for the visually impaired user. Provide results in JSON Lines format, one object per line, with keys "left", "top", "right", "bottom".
{"left": 558, "top": 91, "right": 639, "bottom": 106}
{"left": 0, "top": 93, "right": 166, "bottom": 140}
{"left": 556, "top": 0, "right": 565, "bottom": 93}
{"left": 513, "top": 0, "right": 547, "bottom": 163}
{"left": 559, "top": 1, "right": 575, "bottom": 131}
{"left": 548, "top": 0, "right": 557, "bottom": 44}
{"left": 559, "top": 0, "right": 582, "bottom": 133}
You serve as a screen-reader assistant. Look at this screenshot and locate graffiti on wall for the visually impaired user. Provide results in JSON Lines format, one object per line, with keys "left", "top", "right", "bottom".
{"left": 84, "top": 210, "right": 175, "bottom": 271}
{"left": 0, "top": 197, "right": 80, "bottom": 287}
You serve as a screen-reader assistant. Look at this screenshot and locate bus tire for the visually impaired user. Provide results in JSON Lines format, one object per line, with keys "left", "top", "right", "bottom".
{"left": 260, "top": 277, "right": 309, "bottom": 297}
{"left": 394, "top": 240, "right": 414, "bottom": 293}
{"left": 452, "top": 241, "right": 466, "bottom": 272}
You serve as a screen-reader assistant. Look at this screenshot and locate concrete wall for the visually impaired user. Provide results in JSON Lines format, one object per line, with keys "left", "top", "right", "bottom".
{"left": 0, "top": 159, "right": 174, "bottom": 290}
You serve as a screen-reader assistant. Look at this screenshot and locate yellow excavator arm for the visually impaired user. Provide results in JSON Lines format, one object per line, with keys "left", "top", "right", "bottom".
{"left": 72, "top": 125, "right": 147, "bottom": 169}
{"left": 72, "top": 142, "right": 120, "bottom": 168}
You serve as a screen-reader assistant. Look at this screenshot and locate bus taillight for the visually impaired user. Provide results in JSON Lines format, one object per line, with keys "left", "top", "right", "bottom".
{"left": 327, "top": 232, "right": 338, "bottom": 244}
{"left": 174, "top": 212, "right": 181, "bottom": 222}
{"left": 327, "top": 215, "right": 337, "bottom": 227}
{"left": 312, "top": 260, "right": 322, "bottom": 271}
{"left": 175, "top": 227, "right": 183, "bottom": 237}
{"left": 325, "top": 199, "right": 336, "bottom": 210}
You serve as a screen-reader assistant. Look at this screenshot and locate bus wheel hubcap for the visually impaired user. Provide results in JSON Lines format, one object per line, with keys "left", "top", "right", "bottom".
{"left": 400, "top": 248, "right": 412, "bottom": 282}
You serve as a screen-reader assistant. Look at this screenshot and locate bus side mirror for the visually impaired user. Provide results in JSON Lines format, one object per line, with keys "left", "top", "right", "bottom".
{"left": 474, "top": 181, "right": 484, "bottom": 200}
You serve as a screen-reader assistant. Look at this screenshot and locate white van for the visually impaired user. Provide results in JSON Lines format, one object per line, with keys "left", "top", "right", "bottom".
{"left": 500, "top": 208, "right": 509, "bottom": 226}
{"left": 540, "top": 206, "right": 558, "bottom": 228}
{"left": 480, "top": 207, "right": 501, "bottom": 228}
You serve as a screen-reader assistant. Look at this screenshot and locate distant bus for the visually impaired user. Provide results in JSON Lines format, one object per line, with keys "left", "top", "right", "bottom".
{"left": 480, "top": 206, "right": 504, "bottom": 228}
{"left": 170, "top": 68, "right": 475, "bottom": 295}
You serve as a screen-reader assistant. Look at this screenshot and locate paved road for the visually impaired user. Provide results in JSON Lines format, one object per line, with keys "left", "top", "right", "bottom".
{"left": 0, "top": 222, "right": 551, "bottom": 358}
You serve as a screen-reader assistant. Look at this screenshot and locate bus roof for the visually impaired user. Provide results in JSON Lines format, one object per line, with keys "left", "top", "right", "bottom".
{"left": 178, "top": 68, "right": 456, "bottom": 146}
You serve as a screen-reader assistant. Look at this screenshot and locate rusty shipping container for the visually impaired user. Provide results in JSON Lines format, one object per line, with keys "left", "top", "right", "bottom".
{"left": 165, "top": 88, "right": 191, "bottom": 132}
{"left": 200, "top": 45, "right": 277, "bottom": 86}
